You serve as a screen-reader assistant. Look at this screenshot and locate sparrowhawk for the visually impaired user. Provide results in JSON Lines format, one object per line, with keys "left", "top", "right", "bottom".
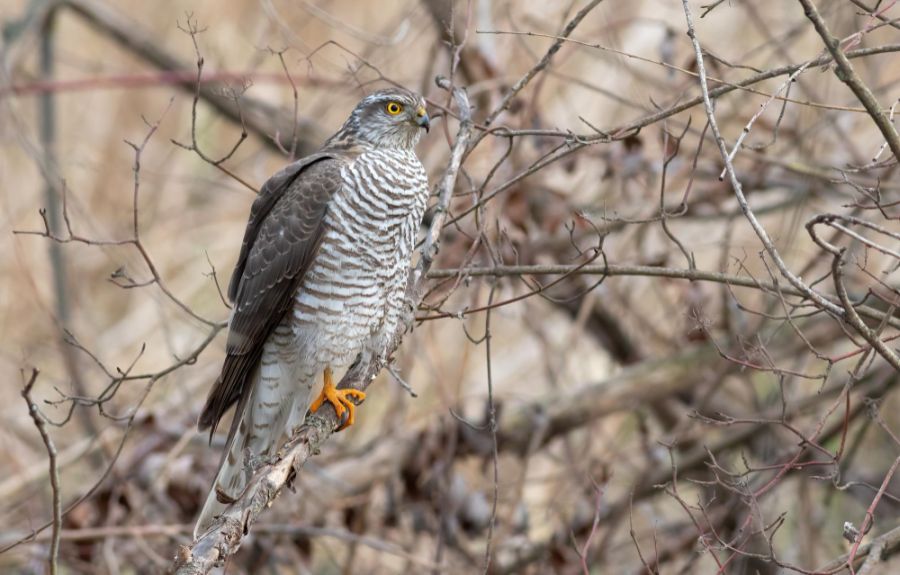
{"left": 194, "top": 87, "right": 430, "bottom": 537}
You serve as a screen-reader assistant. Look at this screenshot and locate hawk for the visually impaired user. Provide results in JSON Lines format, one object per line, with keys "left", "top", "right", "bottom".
{"left": 194, "top": 87, "right": 430, "bottom": 537}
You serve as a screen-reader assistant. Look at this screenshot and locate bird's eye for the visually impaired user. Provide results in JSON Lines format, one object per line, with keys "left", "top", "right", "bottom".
{"left": 385, "top": 102, "right": 403, "bottom": 115}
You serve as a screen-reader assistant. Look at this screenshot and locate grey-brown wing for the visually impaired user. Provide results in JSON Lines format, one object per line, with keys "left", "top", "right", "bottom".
{"left": 226, "top": 152, "right": 333, "bottom": 302}
{"left": 198, "top": 157, "right": 344, "bottom": 435}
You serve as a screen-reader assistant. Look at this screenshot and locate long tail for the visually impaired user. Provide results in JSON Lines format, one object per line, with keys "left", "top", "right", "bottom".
{"left": 193, "top": 359, "right": 318, "bottom": 539}
{"left": 193, "top": 391, "right": 254, "bottom": 539}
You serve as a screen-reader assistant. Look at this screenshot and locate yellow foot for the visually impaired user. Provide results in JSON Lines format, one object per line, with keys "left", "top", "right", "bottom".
{"left": 310, "top": 367, "right": 366, "bottom": 431}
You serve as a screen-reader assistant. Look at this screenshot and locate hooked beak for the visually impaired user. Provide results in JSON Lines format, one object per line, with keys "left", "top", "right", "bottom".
{"left": 415, "top": 105, "right": 430, "bottom": 132}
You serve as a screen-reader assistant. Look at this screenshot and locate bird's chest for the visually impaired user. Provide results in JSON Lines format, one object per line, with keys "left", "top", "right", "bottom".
{"left": 290, "top": 150, "right": 427, "bottom": 364}
{"left": 329, "top": 150, "right": 427, "bottom": 271}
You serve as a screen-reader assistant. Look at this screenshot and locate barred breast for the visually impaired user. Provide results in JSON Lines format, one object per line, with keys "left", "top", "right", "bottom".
{"left": 291, "top": 148, "right": 428, "bottom": 371}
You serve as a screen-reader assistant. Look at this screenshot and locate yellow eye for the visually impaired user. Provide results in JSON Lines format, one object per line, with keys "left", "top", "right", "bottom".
{"left": 386, "top": 102, "right": 403, "bottom": 115}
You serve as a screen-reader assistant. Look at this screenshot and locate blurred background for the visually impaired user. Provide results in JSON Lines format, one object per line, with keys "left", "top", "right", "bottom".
{"left": 2, "top": 0, "right": 900, "bottom": 573}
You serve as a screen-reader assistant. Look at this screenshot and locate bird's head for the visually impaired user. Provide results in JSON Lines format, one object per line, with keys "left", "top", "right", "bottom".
{"left": 329, "top": 87, "right": 430, "bottom": 150}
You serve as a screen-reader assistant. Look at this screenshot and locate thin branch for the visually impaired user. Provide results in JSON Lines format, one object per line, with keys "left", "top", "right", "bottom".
{"left": 819, "top": 523, "right": 900, "bottom": 572}
{"left": 477, "top": 0, "right": 604, "bottom": 130}
{"left": 21, "top": 370, "right": 61, "bottom": 575}
{"left": 847, "top": 456, "right": 900, "bottom": 574}
{"left": 798, "top": 0, "right": 900, "bottom": 163}
{"left": 481, "top": 283, "right": 500, "bottom": 574}
{"left": 424, "top": 264, "right": 900, "bottom": 330}
{"left": 680, "top": 0, "right": 854, "bottom": 323}
{"left": 59, "top": 0, "right": 323, "bottom": 156}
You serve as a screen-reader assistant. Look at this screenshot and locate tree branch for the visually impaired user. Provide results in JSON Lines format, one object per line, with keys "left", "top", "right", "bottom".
{"left": 425, "top": 264, "right": 900, "bottom": 330}
{"left": 59, "top": 0, "right": 324, "bottom": 156}
{"left": 798, "top": 0, "right": 900, "bottom": 163}
{"left": 20, "top": 370, "right": 61, "bottom": 575}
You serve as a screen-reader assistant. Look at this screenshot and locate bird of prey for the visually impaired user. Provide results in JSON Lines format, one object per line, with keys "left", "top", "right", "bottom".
{"left": 194, "top": 87, "right": 430, "bottom": 537}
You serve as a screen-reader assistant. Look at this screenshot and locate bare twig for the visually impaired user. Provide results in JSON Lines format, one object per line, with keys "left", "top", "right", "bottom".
{"left": 477, "top": 0, "right": 604, "bottom": 130}
{"left": 680, "top": 0, "right": 855, "bottom": 323}
{"left": 21, "top": 370, "right": 61, "bottom": 575}
{"left": 59, "top": 0, "right": 324, "bottom": 156}
{"left": 481, "top": 283, "right": 500, "bottom": 574}
{"left": 424, "top": 264, "right": 900, "bottom": 330}
{"left": 798, "top": 0, "right": 900, "bottom": 163}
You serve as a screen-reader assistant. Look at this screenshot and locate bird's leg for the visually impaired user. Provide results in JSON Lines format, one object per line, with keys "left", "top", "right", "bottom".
{"left": 310, "top": 366, "right": 366, "bottom": 431}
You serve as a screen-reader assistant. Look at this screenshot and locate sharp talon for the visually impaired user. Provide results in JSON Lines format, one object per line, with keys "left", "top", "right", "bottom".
{"left": 310, "top": 367, "right": 366, "bottom": 431}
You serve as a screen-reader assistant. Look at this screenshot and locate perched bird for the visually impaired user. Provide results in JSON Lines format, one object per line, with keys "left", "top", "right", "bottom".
{"left": 194, "top": 87, "right": 430, "bottom": 537}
